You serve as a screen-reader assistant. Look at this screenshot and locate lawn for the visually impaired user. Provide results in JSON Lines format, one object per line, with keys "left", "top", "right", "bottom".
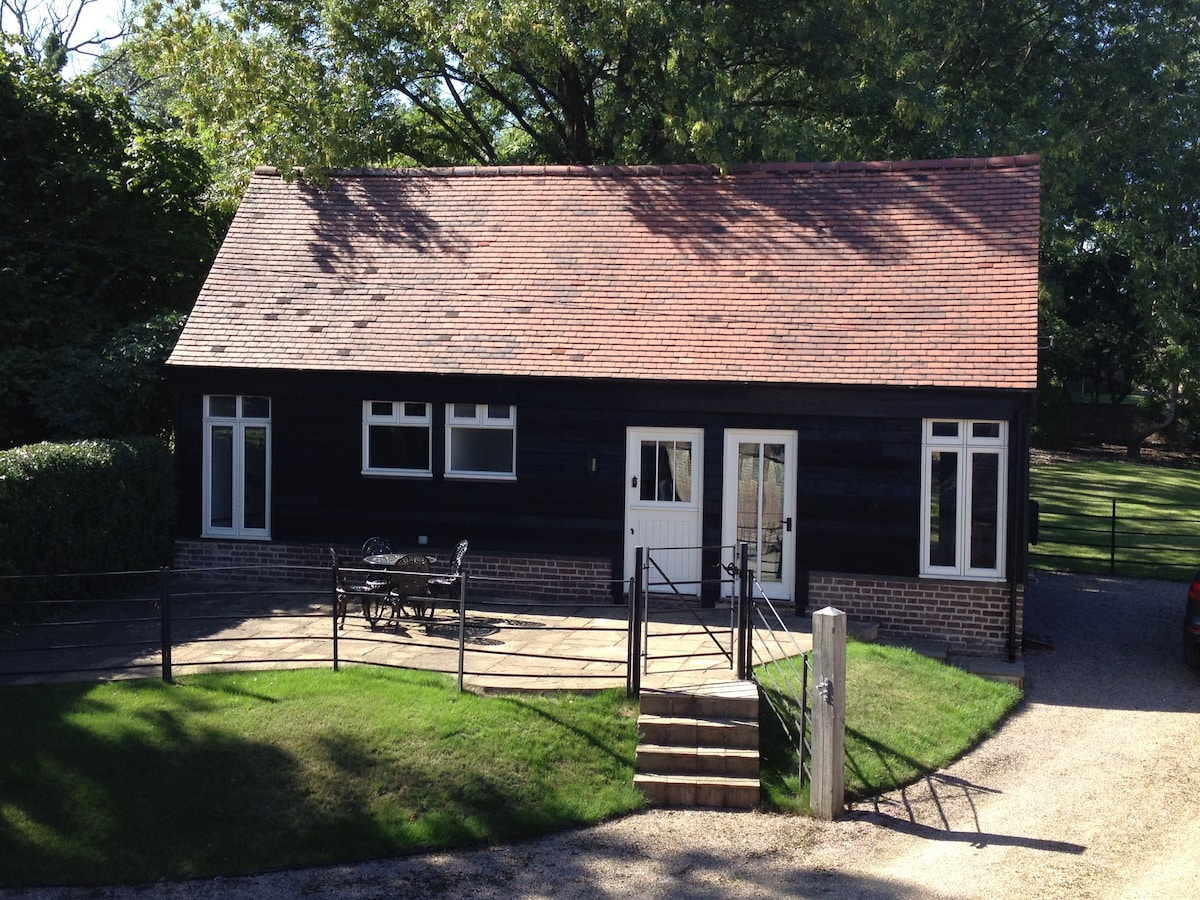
{"left": 1, "top": 646, "right": 1020, "bottom": 888}
{"left": 759, "top": 640, "right": 1023, "bottom": 813}
{"left": 0, "top": 668, "right": 642, "bottom": 888}
{"left": 1030, "top": 458, "right": 1200, "bottom": 581}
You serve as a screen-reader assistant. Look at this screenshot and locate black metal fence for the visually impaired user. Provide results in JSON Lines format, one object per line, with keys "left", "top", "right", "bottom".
{"left": 0, "top": 563, "right": 637, "bottom": 691}
{"left": 1031, "top": 500, "right": 1200, "bottom": 582}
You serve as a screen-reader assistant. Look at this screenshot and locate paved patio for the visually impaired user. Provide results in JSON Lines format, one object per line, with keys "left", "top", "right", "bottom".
{"left": 0, "top": 590, "right": 814, "bottom": 692}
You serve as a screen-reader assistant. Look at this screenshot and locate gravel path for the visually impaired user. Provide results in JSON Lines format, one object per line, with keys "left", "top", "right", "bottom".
{"left": 5, "top": 572, "right": 1198, "bottom": 899}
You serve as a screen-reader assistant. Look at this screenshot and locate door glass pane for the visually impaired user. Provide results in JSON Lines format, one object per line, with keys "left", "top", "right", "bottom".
{"left": 209, "top": 425, "right": 234, "bottom": 529}
{"left": 736, "top": 442, "right": 786, "bottom": 584}
{"left": 640, "top": 440, "right": 691, "bottom": 502}
{"left": 735, "top": 442, "right": 761, "bottom": 553}
{"left": 970, "top": 452, "right": 1000, "bottom": 569}
{"left": 928, "top": 449, "right": 958, "bottom": 568}
{"left": 759, "top": 443, "right": 786, "bottom": 582}
{"left": 243, "top": 426, "right": 268, "bottom": 530}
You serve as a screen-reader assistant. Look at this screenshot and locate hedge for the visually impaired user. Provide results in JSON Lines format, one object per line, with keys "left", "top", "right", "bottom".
{"left": 0, "top": 438, "right": 174, "bottom": 599}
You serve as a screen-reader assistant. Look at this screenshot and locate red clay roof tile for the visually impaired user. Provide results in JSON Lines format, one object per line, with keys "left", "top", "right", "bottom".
{"left": 168, "top": 159, "right": 1040, "bottom": 389}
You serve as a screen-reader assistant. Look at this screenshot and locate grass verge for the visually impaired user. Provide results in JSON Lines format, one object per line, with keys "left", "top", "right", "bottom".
{"left": 1030, "top": 459, "right": 1200, "bottom": 582}
{"left": 0, "top": 667, "right": 642, "bottom": 888}
{"left": 759, "top": 640, "right": 1023, "bottom": 814}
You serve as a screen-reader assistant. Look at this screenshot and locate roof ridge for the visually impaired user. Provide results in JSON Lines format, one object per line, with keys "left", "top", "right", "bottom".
{"left": 252, "top": 155, "right": 1040, "bottom": 180}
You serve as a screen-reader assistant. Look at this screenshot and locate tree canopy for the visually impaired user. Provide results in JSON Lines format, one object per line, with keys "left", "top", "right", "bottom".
{"left": 8, "top": 0, "right": 1198, "bottom": 451}
{"left": 0, "top": 47, "right": 218, "bottom": 446}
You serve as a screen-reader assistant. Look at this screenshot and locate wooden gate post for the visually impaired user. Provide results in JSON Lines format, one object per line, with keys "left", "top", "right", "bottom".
{"left": 811, "top": 606, "right": 846, "bottom": 820}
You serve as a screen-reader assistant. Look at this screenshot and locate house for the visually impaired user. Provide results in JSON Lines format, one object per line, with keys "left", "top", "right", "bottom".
{"left": 166, "top": 157, "right": 1041, "bottom": 659}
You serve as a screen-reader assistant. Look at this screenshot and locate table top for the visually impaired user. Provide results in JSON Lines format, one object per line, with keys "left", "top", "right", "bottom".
{"left": 363, "top": 554, "right": 436, "bottom": 568}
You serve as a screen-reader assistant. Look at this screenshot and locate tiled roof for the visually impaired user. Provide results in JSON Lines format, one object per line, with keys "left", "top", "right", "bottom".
{"left": 168, "top": 157, "right": 1040, "bottom": 390}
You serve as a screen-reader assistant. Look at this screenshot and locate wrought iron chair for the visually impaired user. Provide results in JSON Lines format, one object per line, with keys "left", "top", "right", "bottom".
{"left": 361, "top": 536, "right": 393, "bottom": 558}
{"left": 384, "top": 553, "right": 434, "bottom": 622}
{"left": 330, "top": 548, "right": 375, "bottom": 629}
{"left": 427, "top": 540, "right": 469, "bottom": 607}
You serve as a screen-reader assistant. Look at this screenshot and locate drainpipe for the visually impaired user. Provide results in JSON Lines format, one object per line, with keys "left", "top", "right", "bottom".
{"left": 1006, "top": 402, "right": 1032, "bottom": 663}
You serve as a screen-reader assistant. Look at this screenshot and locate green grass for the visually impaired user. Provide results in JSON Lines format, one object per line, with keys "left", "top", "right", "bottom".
{"left": 0, "top": 668, "right": 642, "bottom": 888}
{"left": 2, "top": 648, "right": 1022, "bottom": 888}
{"left": 759, "top": 640, "right": 1023, "bottom": 813}
{"left": 1030, "top": 459, "right": 1200, "bottom": 581}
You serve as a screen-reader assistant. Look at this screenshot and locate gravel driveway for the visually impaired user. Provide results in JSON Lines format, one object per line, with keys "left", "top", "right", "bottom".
{"left": 5, "top": 571, "right": 1198, "bottom": 899}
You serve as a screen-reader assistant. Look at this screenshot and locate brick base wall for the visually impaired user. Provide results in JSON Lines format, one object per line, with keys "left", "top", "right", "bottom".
{"left": 172, "top": 540, "right": 619, "bottom": 606}
{"left": 808, "top": 572, "right": 1023, "bottom": 659}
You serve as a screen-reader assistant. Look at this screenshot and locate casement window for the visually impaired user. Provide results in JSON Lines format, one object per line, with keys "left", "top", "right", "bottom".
{"left": 921, "top": 419, "right": 1007, "bottom": 580}
{"left": 362, "top": 401, "right": 432, "bottom": 476}
{"left": 203, "top": 395, "right": 271, "bottom": 539}
{"left": 446, "top": 403, "right": 516, "bottom": 479}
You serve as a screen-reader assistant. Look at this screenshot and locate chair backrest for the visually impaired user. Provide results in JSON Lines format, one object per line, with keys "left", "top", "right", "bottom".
{"left": 361, "top": 536, "right": 393, "bottom": 558}
{"left": 388, "top": 553, "right": 431, "bottom": 597}
{"left": 448, "top": 540, "right": 469, "bottom": 575}
{"left": 329, "top": 548, "right": 346, "bottom": 588}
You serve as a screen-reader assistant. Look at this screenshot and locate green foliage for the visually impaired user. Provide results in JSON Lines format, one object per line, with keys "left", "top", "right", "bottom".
{"left": 0, "top": 669, "right": 642, "bottom": 887}
{"left": 0, "top": 438, "right": 175, "bottom": 596}
{"left": 0, "top": 48, "right": 218, "bottom": 447}
{"left": 32, "top": 312, "right": 188, "bottom": 440}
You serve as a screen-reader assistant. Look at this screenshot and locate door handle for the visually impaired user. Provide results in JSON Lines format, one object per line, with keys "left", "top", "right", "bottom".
{"left": 631, "top": 476, "right": 638, "bottom": 488}
{"left": 785, "top": 517, "right": 792, "bottom": 532}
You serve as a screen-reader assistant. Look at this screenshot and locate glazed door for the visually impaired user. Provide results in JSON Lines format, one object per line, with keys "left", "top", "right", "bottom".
{"left": 624, "top": 427, "right": 703, "bottom": 596}
{"left": 721, "top": 430, "right": 796, "bottom": 601}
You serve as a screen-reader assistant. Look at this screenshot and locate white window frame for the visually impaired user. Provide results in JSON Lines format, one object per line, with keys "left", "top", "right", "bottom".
{"left": 920, "top": 419, "right": 1007, "bottom": 580}
{"left": 445, "top": 403, "right": 516, "bottom": 480}
{"left": 362, "top": 401, "right": 432, "bottom": 477}
{"left": 202, "top": 395, "right": 271, "bottom": 540}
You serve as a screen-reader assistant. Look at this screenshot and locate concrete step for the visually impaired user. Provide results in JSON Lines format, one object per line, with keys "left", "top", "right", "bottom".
{"left": 950, "top": 655, "right": 1026, "bottom": 689}
{"left": 637, "top": 713, "right": 759, "bottom": 750}
{"left": 637, "top": 744, "right": 759, "bottom": 778}
{"left": 639, "top": 681, "right": 759, "bottom": 720}
{"left": 633, "top": 773, "right": 759, "bottom": 810}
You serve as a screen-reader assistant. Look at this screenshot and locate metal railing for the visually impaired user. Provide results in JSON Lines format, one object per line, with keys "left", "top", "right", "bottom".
{"left": 630, "top": 542, "right": 814, "bottom": 785}
{"left": 1032, "top": 500, "right": 1200, "bottom": 580}
{"left": 0, "top": 563, "right": 633, "bottom": 690}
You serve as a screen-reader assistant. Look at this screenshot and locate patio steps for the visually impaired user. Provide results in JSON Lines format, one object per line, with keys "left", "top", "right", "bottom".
{"left": 634, "top": 681, "right": 760, "bottom": 810}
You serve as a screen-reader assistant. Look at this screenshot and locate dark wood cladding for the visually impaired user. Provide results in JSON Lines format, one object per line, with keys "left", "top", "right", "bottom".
{"left": 169, "top": 367, "right": 1035, "bottom": 583}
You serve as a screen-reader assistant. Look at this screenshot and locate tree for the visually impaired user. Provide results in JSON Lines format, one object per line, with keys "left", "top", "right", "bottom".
{"left": 0, "top": 49, "right": 218, "bottom": 447}
{"left": 129, "top": 1, "right": 1200, "bottom": 452}
{"left": 1, "top": 0, "right": 129, "bottom": 72}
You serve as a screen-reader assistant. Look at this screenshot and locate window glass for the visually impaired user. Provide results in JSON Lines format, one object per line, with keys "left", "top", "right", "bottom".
{"left": 363, "top": 401, "right": 431, "bottom": 475}
{"left": 209, "top": 396, "right": 237, "bottom": 418}
{"left": 203, "top": 395, "right": 271, "bottom": 538}
{"left": 927, "top": 449, "right": 959, "bottom": 569}
{"left": 446, "top": 404, "right": 516, "bottom": 477}
{"left": 209, "top": 425, "right": 234, "bottom": 528}
{"left": 972, "top": 422, "right": 1001, "bottom": 439}
{"left": 368, "top": 425, "right": 430, "bottom": 471}
{"left": 969, "top": 452, "right": 1000, "bottom": 569}
{"left": 450, "top": 428, "right": 513, "bottom": 473}
{"left": 242, "top": 396, "right": 270, "bottom": 419}
{"left": 921, "top": 420, "right": 1006, "bottom": 579}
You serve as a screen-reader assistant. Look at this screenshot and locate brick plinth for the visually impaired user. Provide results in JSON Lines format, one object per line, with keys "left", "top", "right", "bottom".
{"left": 172, "top": 539, "right": 618, "bottom": 606}
{"left": 808, "top": 572, "right": 1023, "bottom": 658}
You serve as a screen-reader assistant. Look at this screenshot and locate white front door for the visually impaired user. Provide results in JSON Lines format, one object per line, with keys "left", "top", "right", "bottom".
{"left": 624, "top": 427, "right": 704, "bottom": 596}
{"left": 722, "top": 430, "right": 797, "bottom": 601}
